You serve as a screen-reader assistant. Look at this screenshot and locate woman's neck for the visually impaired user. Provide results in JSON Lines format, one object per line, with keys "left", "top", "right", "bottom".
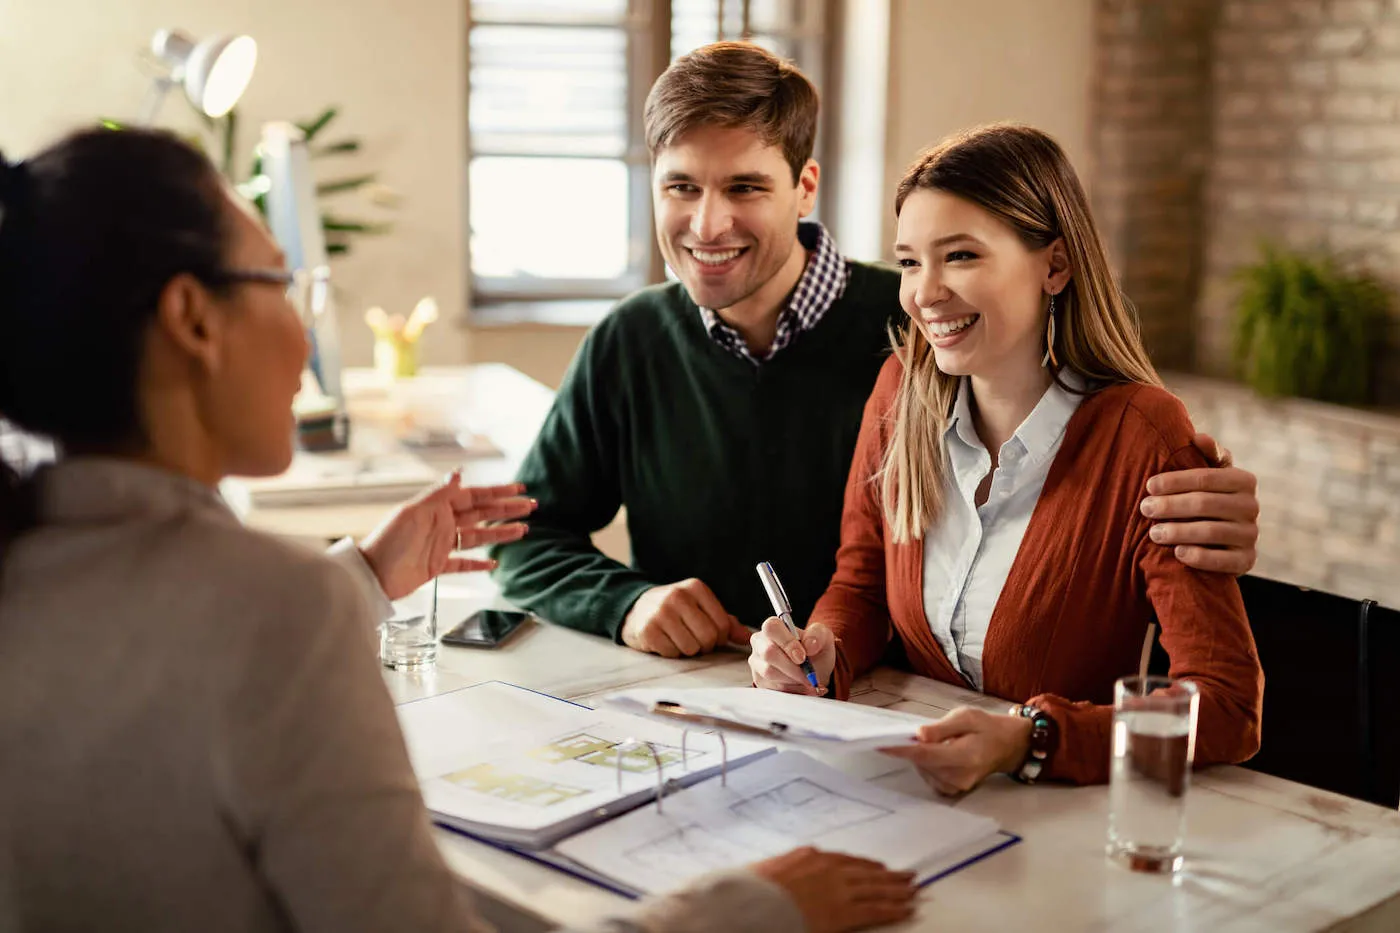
{"left": 967, "top": 365, "right": 1054, "bottom": 465}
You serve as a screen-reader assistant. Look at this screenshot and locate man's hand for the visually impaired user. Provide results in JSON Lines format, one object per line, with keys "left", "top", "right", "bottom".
{"left": 359, "top": 471, "right": 535, "bottom": 600}
{"left": 1141, "top": 432, "right": 1259, "bottom": 575}
{"left": 620, "top": 578, "right": 751, "bottom": 658}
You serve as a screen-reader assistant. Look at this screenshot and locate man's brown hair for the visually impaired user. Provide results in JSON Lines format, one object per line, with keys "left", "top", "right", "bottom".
{"left": 643, "top": 41, "right": 819, "bottom": 184}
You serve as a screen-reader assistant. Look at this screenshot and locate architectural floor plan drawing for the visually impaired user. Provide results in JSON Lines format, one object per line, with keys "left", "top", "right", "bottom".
{"left": 729, "top": 778, "right": 893, "bottom": 836}
{"left": 528, "top": 731, "right": 703, "bottom": 773}
{"left": 444, "top": 762, "right": 590, "bottom": 808}
{"left": 622, "top": 823, "right": 751, "bottom": 876}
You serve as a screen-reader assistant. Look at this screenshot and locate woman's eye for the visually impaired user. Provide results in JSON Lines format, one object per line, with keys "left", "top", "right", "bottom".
{"left": 897, "top": 258, "right": 918, "bottom": 269}
{"left": 945, "top": 250, "right": 978, "bottom": 262}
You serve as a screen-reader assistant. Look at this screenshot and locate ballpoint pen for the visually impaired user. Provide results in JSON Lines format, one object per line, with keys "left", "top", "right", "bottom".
{"left": 756, "top": 561, "right": 821, "bottom": 690}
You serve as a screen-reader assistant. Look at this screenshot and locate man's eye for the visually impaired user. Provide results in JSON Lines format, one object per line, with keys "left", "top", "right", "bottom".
{"left": 667, "top": 184, "right": 699, "bottom": 194}
{"left": 730, "top": 185, "right": 760, "bottom": 194}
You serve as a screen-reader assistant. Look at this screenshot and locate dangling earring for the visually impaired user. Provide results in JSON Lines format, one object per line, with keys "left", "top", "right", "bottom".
{"left": 1041, "top": 292, "right": 1058, "bottom": 369}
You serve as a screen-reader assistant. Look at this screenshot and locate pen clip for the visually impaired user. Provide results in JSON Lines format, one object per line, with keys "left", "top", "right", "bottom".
{"left": 757, "top": 561, "right": 792, "bottom": 616}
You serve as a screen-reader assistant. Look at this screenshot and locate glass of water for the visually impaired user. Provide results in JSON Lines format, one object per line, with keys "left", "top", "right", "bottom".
{"left": 1108, "top": 675, "right": 1199, "bottom": 874}
{"left": 380, "top": 577, "right": 439, "bottom": 670}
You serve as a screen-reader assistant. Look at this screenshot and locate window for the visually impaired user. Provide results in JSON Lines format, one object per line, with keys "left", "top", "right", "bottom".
{"left": 467, "top": 0, "right": 829, "bottom": 317}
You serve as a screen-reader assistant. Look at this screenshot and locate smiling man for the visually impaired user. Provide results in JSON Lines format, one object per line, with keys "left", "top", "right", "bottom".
{"left": 490, "top": 42, "right": 1262, "bottom": 658}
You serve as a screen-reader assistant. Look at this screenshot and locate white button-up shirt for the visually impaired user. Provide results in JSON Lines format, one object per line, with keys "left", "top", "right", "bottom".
{"left": 921, "top": 375, "right": 1084, "bottom": 690}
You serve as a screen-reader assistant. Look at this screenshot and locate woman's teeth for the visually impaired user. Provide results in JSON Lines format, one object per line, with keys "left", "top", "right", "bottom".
{"left": 930, "top": 315, "right": 978, "bottom": 337}
{"left": 692, "top": 248, "right": 743, "bottom": 265}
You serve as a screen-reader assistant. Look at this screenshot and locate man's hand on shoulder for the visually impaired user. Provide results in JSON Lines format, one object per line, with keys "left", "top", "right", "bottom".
{"left": 1141, "top": 432, "right": 1260, "bottom": 575}
{"left": 620, "top": 578, "right": 752, "bottom": 657}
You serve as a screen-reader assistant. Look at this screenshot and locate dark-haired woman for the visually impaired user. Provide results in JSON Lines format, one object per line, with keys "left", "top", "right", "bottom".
{"left": 0, "top": 128, "right": 916, "bottom": 933}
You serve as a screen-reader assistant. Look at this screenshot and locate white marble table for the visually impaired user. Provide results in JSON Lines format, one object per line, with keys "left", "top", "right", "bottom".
{"left": 386, "top": 575, "right": 1400, "bottom": 933}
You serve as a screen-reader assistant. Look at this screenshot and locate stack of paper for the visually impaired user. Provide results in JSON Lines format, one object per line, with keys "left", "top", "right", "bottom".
{"left": 396, "top": 682, "right": 775, "bottom": 849}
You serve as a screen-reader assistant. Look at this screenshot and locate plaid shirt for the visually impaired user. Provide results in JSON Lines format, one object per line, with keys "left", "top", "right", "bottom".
{"left": 0, "top": 419, "right": 55, "bottom": 475}
{"left": 699, "top": 221, "right": 850, "bottom": 365}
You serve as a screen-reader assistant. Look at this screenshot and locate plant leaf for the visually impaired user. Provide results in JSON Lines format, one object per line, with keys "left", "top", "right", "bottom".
{"left": 317, "top": 174, "right": 378, "bottom": 196}
{"left": 314, "top": 139, "right": 362, "bottom": 157}
{"left": 296, "top": 106, "right": 339, "bottom": 142}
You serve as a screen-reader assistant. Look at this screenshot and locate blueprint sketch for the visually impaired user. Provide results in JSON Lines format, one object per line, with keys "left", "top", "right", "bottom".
{"left": 730, "top": 778, "right": 892, "bottom": 835}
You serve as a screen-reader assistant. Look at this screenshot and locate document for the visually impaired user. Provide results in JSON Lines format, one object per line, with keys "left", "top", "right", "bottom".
{"left": 554, "top": 751, "right": 1006, "bottom": 895}
{"left": 396, "top": 682, "right": 775, "bottom": 848}
{"left": 600, "top": 686, "right": 931, "bottom": 750}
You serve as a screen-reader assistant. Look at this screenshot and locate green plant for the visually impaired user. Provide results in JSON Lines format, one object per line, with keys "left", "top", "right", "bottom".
{"left": 230, "top": 105, "right": 394, "bottom": 257}
{"left": 1232, "top": 242, "right": 1389, "bottom": 405}
{"left": 100, "top": 104, "right": 394, "bottom": 259}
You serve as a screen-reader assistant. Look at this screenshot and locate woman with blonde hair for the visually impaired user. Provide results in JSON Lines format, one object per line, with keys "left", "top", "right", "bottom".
{"left": 750, "top": 124, "right": 1263, "bottom": 791}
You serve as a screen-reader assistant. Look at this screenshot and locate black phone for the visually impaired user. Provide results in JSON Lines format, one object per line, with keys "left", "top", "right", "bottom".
{"left": 441, "top": 609, "right": 532, "bottom": 648}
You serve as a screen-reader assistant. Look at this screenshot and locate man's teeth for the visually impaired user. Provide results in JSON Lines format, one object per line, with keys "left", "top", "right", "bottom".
{"left": 692, "top": 248, "right": 743, "bottom": 265}
{"left": 930, "top": 315, "right": 978, "bottom": 337}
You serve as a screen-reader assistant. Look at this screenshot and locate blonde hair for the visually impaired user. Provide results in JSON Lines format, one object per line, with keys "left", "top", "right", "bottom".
{"left": 881, "top": 123, "right": 1163, "bottom": 543}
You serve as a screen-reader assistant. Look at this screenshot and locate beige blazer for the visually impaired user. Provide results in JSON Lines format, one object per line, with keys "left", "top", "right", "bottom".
{"left": 0, "top": 459, "right": 800, "bottom": 933}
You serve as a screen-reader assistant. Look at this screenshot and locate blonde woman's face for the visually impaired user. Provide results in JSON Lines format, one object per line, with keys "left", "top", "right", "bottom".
{"left": 894, "top": 189, "right": 1053, "bottom": 382}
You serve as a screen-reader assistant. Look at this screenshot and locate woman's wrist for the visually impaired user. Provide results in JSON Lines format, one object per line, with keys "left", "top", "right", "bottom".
{"left": 998, "top": 713, "right": 1035, "bottom": 774}
{"left": 1004, "top": 705, "right": 1060, "bottom": 783}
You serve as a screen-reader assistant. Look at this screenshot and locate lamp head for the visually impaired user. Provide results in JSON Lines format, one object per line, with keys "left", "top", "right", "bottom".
{"left": 151, "top": 29, "right": 257, "bottom": 118}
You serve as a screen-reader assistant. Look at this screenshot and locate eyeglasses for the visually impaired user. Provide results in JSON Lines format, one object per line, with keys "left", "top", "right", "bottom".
{"left": 209, "top": 265, "right": 331, "bottom": 328}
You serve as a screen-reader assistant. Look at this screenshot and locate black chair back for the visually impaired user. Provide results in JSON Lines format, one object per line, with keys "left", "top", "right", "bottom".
{"left": 1232, "top": 575, "right": 1398, "bottom": 808}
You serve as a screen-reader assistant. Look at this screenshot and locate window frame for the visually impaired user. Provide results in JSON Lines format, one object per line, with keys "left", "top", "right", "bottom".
{"left": 465, "top": 0, "right": 830, "bottom": 317}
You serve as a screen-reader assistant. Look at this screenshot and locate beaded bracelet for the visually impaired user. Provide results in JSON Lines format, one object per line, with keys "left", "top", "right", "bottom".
{"left": 1007, "top": 704, "right": 1059, "bottom": 784}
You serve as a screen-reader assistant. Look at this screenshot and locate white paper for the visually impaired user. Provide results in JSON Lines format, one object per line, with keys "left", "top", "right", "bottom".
{"left": 555, "top": 751, "right": 1000, "bottom": 894}
{"left": 396, "top": 683, "right": 773, "bottom": 840}
{"left": 600, "top": 686, "right": 931, "bottom": 749}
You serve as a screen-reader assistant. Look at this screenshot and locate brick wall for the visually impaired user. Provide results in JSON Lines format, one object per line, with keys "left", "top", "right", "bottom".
{"left": 1199, "top": 0, "right": 1400, "bottom": 406}
{"left": 1169, "top": 373, "right": 1400, "bottom": 610}
{"left": 1092, "top": 0, "right": 1218, "bottom": 370}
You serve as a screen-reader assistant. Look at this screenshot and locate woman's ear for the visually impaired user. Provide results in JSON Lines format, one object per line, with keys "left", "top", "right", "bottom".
{"left": 153, "top": 273, "right": 223, "bottom": 372}
{"left": 1045, "top": 237, "right": 1073, "bottom": 296}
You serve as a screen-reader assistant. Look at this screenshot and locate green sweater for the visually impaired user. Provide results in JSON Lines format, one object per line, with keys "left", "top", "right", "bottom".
{"left": 491, "top": 261, "right": 901, "bottom": 640}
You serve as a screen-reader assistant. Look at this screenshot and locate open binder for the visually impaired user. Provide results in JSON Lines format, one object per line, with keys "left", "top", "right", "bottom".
{"left": 396, "top": 682, "right": 1019, "bottom": 899}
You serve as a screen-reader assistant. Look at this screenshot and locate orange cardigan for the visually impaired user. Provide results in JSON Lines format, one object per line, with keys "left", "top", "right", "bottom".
{"left": 811, "top": 357, "right": 1264, "bottom": 784}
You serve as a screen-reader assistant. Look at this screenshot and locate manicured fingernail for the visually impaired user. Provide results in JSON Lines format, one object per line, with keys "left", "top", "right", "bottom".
{"left": 1140, "top": 497, "right": 1159, "bottom": 517}
{"left": 1149, "top": 525, "right": 1165, "bottom": 542}
{"left": 529, "top": 498, "right": 539, "bottom": 508}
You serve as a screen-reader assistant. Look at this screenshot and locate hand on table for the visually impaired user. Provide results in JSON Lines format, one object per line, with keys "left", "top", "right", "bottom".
{"left": 359, "top": 470, "right": 535, "bottom": 600}
{"left": 750, "top": 847, "right": 918, "bottom": 933}
{"left": 879, "top": 707, "right": 1032, "bottom": 796}
{"left": 1141, "top": 432, "right": 1259, "bottom": 575}
{"left": 620, "top": 578, "right": 752, "bottom": 657}
{"left": 748, "top": 618, "right": 836, "bottom": 695}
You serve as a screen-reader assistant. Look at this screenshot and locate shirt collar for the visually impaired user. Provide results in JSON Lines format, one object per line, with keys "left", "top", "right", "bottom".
{"left": 697, "top": 220, "right": 849, "bottom": 362}
{"left": 34, "top": 457, "right": 238, "bottom": 528}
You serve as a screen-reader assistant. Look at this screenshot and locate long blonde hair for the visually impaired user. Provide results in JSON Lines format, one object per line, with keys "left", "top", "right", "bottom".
{"left": 881, "top": 123, "right": 1163, "bottom": 543}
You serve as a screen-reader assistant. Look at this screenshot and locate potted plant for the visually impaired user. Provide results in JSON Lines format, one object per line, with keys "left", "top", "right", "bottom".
{"left": 1232, "top": 242, "right": 1389, "bottom": 405}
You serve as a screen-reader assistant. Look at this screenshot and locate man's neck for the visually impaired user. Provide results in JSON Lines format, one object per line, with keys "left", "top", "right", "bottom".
{"left": 714, "top": 238, "right": 810, "bottom": 357}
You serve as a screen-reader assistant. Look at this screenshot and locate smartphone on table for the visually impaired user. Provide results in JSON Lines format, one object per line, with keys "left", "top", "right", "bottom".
{"left": 440, "top": 609, "right": 533, "bottom": 648}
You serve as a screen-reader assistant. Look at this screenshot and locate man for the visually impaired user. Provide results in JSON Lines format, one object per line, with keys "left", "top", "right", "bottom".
{"left": 491, "top": 42, "right": 1260, "bottom": 658}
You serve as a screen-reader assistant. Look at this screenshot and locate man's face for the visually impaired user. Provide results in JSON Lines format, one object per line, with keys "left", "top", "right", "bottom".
{"left": 652, "top": 125, "right": 818, "bottom": 312}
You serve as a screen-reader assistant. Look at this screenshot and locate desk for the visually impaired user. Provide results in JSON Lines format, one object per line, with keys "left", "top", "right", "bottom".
{"left": 386, "top": 576, "right": 1400, "bottom": 933}
{"left": 238, "top": 364, "right": 556, "bottom": 542}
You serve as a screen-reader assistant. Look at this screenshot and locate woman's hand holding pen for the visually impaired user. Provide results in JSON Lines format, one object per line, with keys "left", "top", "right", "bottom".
{"left": 749, "top": 619, "right": 837, "bottom": 695}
